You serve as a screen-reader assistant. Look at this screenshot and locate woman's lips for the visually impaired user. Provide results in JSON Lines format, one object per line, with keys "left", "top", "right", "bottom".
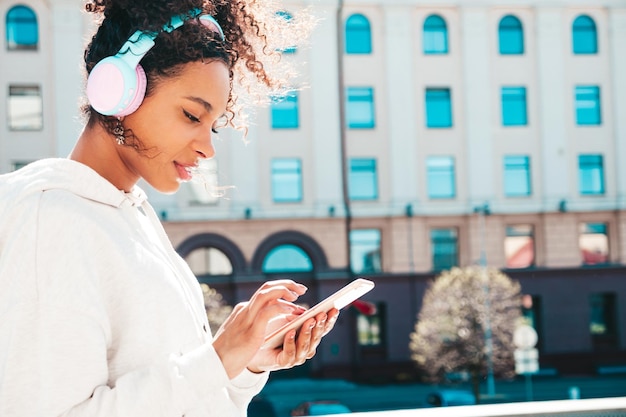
{"left": 174, "top": 162, "right": 193, "bottom": 181}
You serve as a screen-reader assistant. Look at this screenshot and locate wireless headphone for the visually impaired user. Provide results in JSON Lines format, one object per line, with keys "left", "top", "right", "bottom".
{"left": 86, "top": 10, "right": 225, "bottom": 117}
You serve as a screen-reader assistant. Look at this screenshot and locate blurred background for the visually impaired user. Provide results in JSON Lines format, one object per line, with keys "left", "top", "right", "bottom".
{"left": 2, "top": 0, "right": 626, "bottom": 413}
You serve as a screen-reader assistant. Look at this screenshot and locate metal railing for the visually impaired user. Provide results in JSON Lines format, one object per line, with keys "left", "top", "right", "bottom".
{"left": 342, "top": 397, "right": 626, "bottom": 417}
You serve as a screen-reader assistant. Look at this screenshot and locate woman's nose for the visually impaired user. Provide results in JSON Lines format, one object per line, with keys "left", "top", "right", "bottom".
{"left": 195, "top": 131, "right": 215, "bottom": 159}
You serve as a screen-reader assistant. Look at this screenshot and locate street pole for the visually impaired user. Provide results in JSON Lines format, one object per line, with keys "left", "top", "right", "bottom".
{"left": 336, "top": 0, "right": 352, "bottom": 277}
{"left": 336, "top": 0, "right": 359, "bottom": 380}
{"left": 478, "top": 205, "right": 496, "bottom": 397}
{"left": 525, "top": 373, "right": 533, "bottom": 401}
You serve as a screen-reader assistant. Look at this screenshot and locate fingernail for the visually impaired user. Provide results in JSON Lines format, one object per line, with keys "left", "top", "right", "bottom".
{"left": 317, "top": 320, "right": 326, "bottom": 328}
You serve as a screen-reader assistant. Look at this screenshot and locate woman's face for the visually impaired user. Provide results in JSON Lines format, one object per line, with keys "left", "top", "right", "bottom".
{"left": 119, "top": 60, "right": 230, "bottom": 193}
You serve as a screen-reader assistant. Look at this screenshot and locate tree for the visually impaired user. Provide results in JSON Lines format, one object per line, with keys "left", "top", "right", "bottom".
{"left": 409, "top": 266, "right": 522, "bottom": 402}
{"left": 200, "top": 283, "right": 233, "bottom": 334}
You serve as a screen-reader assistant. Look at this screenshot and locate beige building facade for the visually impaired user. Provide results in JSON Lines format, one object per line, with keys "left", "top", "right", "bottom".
{"left": 2, "top": 0, "right": 626, "bottom": 379}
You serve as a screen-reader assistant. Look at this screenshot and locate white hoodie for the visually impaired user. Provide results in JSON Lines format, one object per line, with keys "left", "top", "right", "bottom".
{"left": 0, "top": 158, "right": 267, "bottom": 417}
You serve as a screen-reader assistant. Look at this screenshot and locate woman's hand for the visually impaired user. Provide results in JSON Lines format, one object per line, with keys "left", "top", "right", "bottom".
{"left": 212, "top": 280, "right": 308, "bottom": 379}
{"left": 247, "top": 308, "right": 339, "bottom": 373}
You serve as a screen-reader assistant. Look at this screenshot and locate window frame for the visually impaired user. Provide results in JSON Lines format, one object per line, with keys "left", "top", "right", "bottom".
{"left": 430, "top": 227, "right": 459, "bottom": 271}
{"left": 426, "top": 156, "right": 456, "bottom": 199}
{"left": 357, "top": 302, "right": 386, "bottom": 347}
{"left": 350, "top": 229, "right": 382, "bottom": 274}
{"left": 346, "top": 87, "right": 376, "bottom": 129}
{"left": 503, "top": 155, "right": 532, "bottom": 197}
{"left": 579, "top": 222, "right": 609, "bottom": 266}
{"left": 270, "top": 91, "right": 299, "bottom": 129}
{"left": 589, "top": 292, "right": 618, "bottom": 351}
{"left": 345, "top": 13, "right": 372, "bottom": 54}
{"left": 275, "top": 10, "right": 297, "bottom": 54}
{"left": 578, "top": 154, "right": 605, "bottom": 195}
{"left": 348, "top": 158, "right": 378, "bottom": 201}
{"left": 185, "top": 246, "right": 234, "bottom": 276}
{"left": 425, "top": 88, "right": 453, "bottom": 128}
{"left": 423, "top": 14, "right": 448, "bottom": 55}
{"left": 6, "top": 5, "right": 39, "bottom": 51}
{"left": 8, "top": 84, "right": 43, "bottom": 131}
{"left": 572, "top": 15, "right": 598, "bottom": 55}
{"left": 271, "top": 158, "right": 303, "bottom": 203}
{"left": 498, "top": 15, "right": 524, "bottom": 55}
{"left": 262, "top": 244, "right": 313, "bottom": 273}
{"left": 505, "top": 224, "right": 535, "bottom": 269}
{"left": 501, "top": 86, "right": 528, "bottom": 126}
{"left": 575, "top": 85, "right": 602, "bottom": 126}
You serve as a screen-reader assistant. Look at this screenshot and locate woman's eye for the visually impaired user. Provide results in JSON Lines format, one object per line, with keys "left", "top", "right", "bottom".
{"left": 211, "top": 128, "right": 219, "bottom": 134}
{"left": 183, "top": 110, "right": 200, "bottom": 123}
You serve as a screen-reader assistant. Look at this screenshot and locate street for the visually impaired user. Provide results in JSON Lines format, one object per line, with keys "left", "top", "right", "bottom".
{"left": 251, "top": 374, "right": 626, "bottom": 417}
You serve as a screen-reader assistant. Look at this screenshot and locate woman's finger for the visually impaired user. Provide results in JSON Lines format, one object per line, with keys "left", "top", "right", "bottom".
{"left": 245, "top": 283, "right": 307, "bottom": 318}
{"left": 294, "top": 318, "right": 316, "bottom": 364}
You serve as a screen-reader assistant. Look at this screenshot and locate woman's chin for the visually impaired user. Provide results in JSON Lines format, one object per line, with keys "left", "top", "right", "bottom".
{"left": 152, "top": 180, "right": 182, "bottom": 195}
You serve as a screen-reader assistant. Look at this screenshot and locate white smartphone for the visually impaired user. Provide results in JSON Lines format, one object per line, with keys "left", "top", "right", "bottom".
{"left": 261, "top": 278, "right": 375, "bottom": 350}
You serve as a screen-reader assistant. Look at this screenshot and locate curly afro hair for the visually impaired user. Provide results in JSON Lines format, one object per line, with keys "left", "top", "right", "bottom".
{"left": 83, "top": 0, "right": 312, "bottom": 138}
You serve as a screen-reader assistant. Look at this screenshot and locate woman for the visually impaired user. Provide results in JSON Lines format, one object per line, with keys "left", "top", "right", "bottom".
{"left": 0, "top": 0, "right": 338, "bottom": 415}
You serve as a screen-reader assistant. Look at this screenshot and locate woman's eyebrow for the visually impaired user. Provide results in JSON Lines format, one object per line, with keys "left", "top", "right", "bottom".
{"left": 185, "top": 96, "right": 213, "bottom": 113}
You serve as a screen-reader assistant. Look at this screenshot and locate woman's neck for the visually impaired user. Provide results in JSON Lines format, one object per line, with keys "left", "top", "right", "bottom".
{"left": 69, "top": 123, "right": 138, "bottom": 193}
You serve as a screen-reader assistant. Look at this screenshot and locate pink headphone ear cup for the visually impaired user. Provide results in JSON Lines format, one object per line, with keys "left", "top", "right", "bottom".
{"left": 115, "top": 64, "right": 147, "bottom": 117}
{"left": 86, "top": 56, "right": 134, "bottom": 116}
{"left": 86, "top": 56, "right": 146, "bottom": 116}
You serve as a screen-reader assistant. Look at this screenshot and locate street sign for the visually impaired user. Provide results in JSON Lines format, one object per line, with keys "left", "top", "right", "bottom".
{"left": 515, "top": 348, "right": 539, "bottom": 374}
{"left": 514, "top": 324, "right": 538, "bottom": 349}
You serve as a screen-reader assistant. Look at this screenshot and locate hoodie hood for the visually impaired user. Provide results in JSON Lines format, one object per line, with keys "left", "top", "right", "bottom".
{"left": 0, "top": 158, "right": 147, "bottom": 209}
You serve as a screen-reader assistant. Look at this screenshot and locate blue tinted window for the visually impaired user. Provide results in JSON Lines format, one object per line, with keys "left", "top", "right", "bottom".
{"left": 578, "top": 154, "right": 604, "bottom": 195}
{"left": 423, "top": 15, "right": 448, "bottom": 54}
{"left": 501, "top": 87, "right": 527, "bottom": 126}
{"left": 345, "top": 14, "right": 372, "bottom": 54}
{"left": 6, "top": 5, "right": 38, "bottom": 50}
{"left": 575, "top": 86, "right": 601, "bottom": 125}
{"left": 271, "top": 92, "right": 299, "bottom": 129}
{"left": 504, "top": 155, "right": 531, "bottom": 196}
{"left": 349, "top": 158, "right": 377, "bottom": 200}
{"left": 431, "top": 228, "right": 458, "bottom": 271}
{"left": 499, "top": 15, "right": 524, "bottom": 55}
{"left": 427, "top": 156, "right": 455, "bottom": 199}
{"left": 347, "top": 87, "right": 375, "bottom": 128}
{"left": 263, "top": 244, "right": 313, "bottom": 273}
{"left": 350, "top": 229, "right": 382, "bottom": 274}
{"left": 573, "top": 15, "right": 597, "bottom": 54}
{"left": 276, "top": 11, "right": 296, "bottom": 53}
{"left": 271, "top": 158, "right": 302, "bottom": 202}
{"left": 425, "top": 88, "right": 452, "bottom": 128}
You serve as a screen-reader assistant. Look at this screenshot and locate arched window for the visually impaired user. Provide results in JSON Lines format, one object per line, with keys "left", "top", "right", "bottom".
{"left": 6, "top": 5, "right": 38, "bottom": 51}
{"left": 345, "top": 14, "right": 371, "bottom": 54}
{"left": 572, "top": 15, "right": 597, "bottom": 54}
{"left": 177, "top": 233, "right": 246, "bottom": 275}
{"left": 185, "top": 247, "right": 233, "bottom": 276}
{"left": 423, "top": 15, "right": 448, "bottom": 54}
{"left": 498, "top": 15, "right": 524, "bottom": 55}
{"left": 262, "top": 244, "right": 313, "bottom": 273}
